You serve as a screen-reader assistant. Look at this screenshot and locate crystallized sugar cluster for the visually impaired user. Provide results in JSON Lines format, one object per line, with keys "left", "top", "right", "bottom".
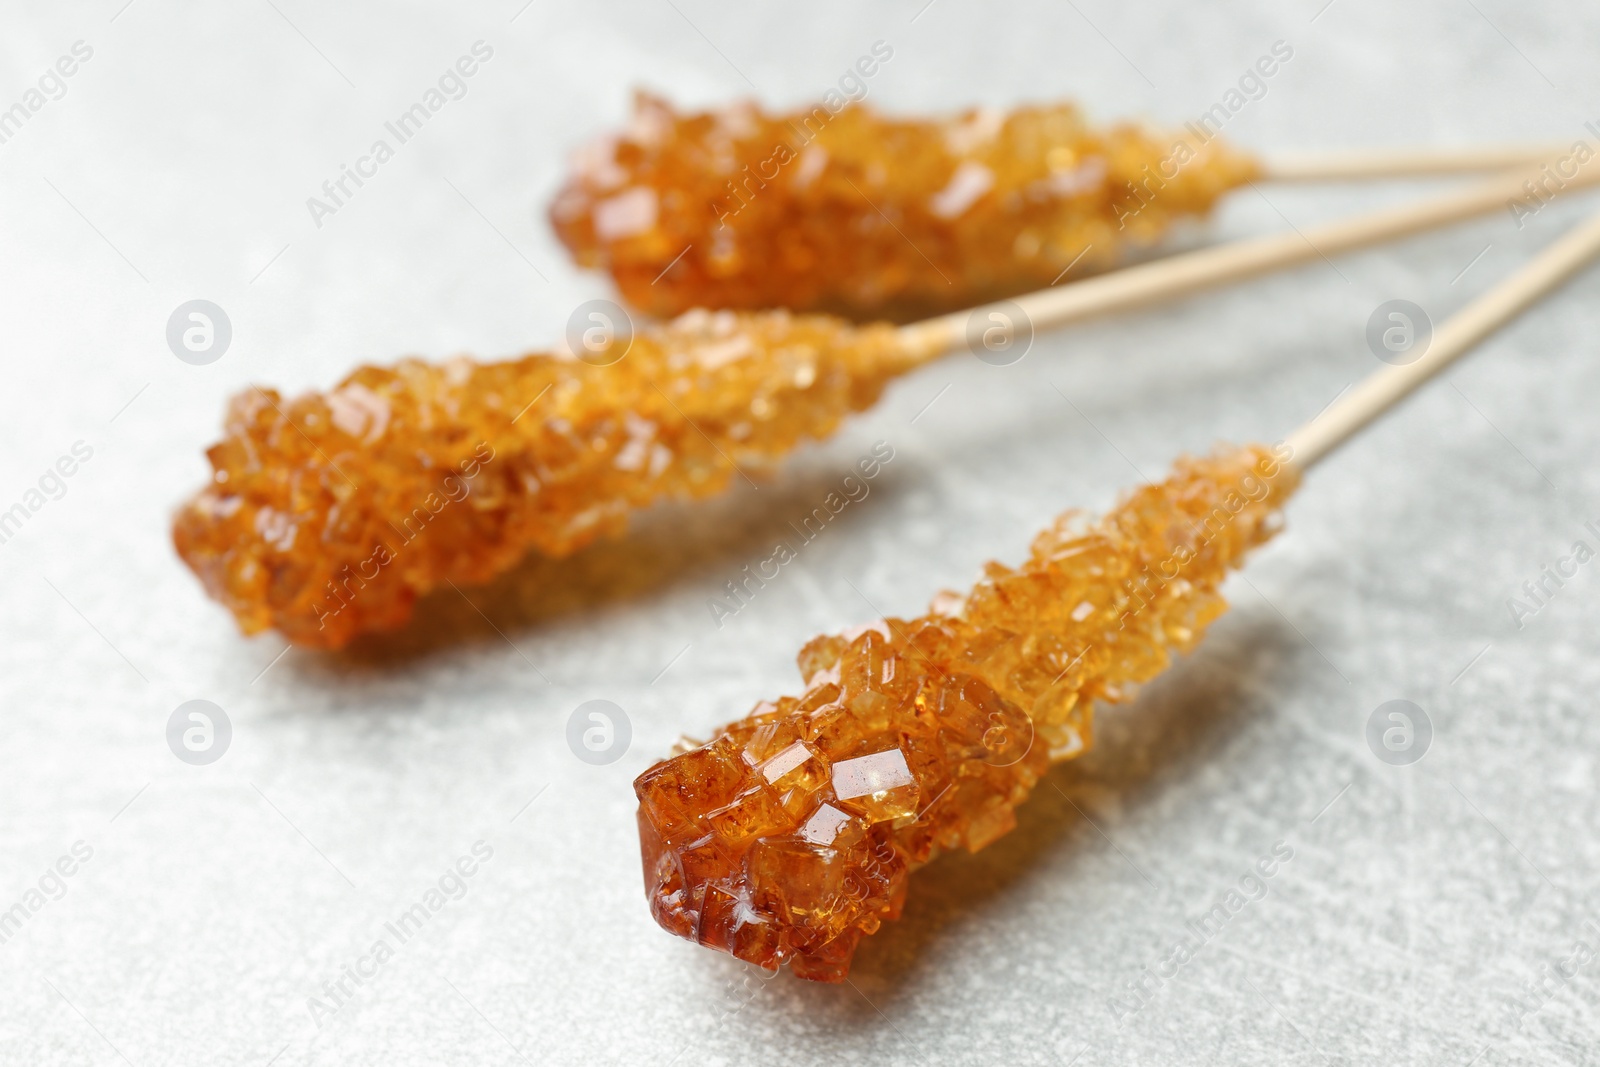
{"left": 551, "top": 93, "right": 1261, "bottom": 318}
{"left": 634, "top": 444, "right": 1298, "bottom": 981}
{"left": 172, "top": 311, "right": 914, "bottom": 649}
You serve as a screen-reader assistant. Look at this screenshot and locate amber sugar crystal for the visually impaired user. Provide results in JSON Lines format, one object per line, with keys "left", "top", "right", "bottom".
{"left": 550, "top": 93, "right": 1261, "bottom": 318}
{"left": 634, "top": 443, "right": 1299, "bottom": 981}
{"left": 172, "top": 311, "right": 917, "bottom": 649}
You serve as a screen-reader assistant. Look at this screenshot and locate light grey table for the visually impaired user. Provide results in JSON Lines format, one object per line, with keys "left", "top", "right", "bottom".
{"left": 3, "top": 2, "right": 1599, "bottom": 1064}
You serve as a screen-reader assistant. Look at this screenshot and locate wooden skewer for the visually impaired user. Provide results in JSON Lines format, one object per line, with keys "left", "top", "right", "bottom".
{"left": 1262, "top": 143, "right": 1581, "bottom": 182}
{"left": 1286, "top": 205, "right": 1600, "bottom": 467}
{"left": 897, "top": 161, "right": 1600, "bottom": 364}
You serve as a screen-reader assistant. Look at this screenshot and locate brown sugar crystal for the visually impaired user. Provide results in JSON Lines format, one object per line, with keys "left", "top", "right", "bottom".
{"left": 172, "top": 310, "right": 915, "bottom": 650}
{"left": 634, "top": 443, "right": 1298, "bottom": 981}
{"left": 550, "top": 93, "right": 1261, "bottom": 318}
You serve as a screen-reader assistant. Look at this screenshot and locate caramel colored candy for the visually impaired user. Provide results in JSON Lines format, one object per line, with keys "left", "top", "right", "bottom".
{"left": 551, "top": 93, "right": 1260, "bottom": 318}
{"left": 634, "top": 444, "right": 1298, "bottom": 980}
{"left": 172, "top": 310, "right": 911, "bottom": 649}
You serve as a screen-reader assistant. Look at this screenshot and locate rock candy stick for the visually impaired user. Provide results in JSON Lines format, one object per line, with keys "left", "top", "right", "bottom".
{"left": 173, "top": 312, "right": 910, "bottom": 650}
{"left": 631, "top": 206, "right": 1600, "bottom": 981}
{"left": 550, "top": 93, "right": 1262, "bottom": 319}
{"left": 550, "top": 92, "right": 1570, "bottom": 318}
{"left": 635, "top": 444, "right": 1296, "bottom": 981}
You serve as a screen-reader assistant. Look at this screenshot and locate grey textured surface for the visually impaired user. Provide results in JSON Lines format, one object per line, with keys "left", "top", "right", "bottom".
{"left": 3, "top": 2, "right": 1600, "bottom": 1065}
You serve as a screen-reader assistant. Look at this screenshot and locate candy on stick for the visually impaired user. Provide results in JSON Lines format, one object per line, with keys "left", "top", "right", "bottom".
{"left": 175, "top": 313, "right": 909, "bottom": 649}
{"left": 631, "top": 207, "right": 1600, "bottom": 982}
{"left": 550, "top": 93, "right": 1573, "bottom": 317}
{"left": 174, "top": 167, "right": 1596, "bottom": 649}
